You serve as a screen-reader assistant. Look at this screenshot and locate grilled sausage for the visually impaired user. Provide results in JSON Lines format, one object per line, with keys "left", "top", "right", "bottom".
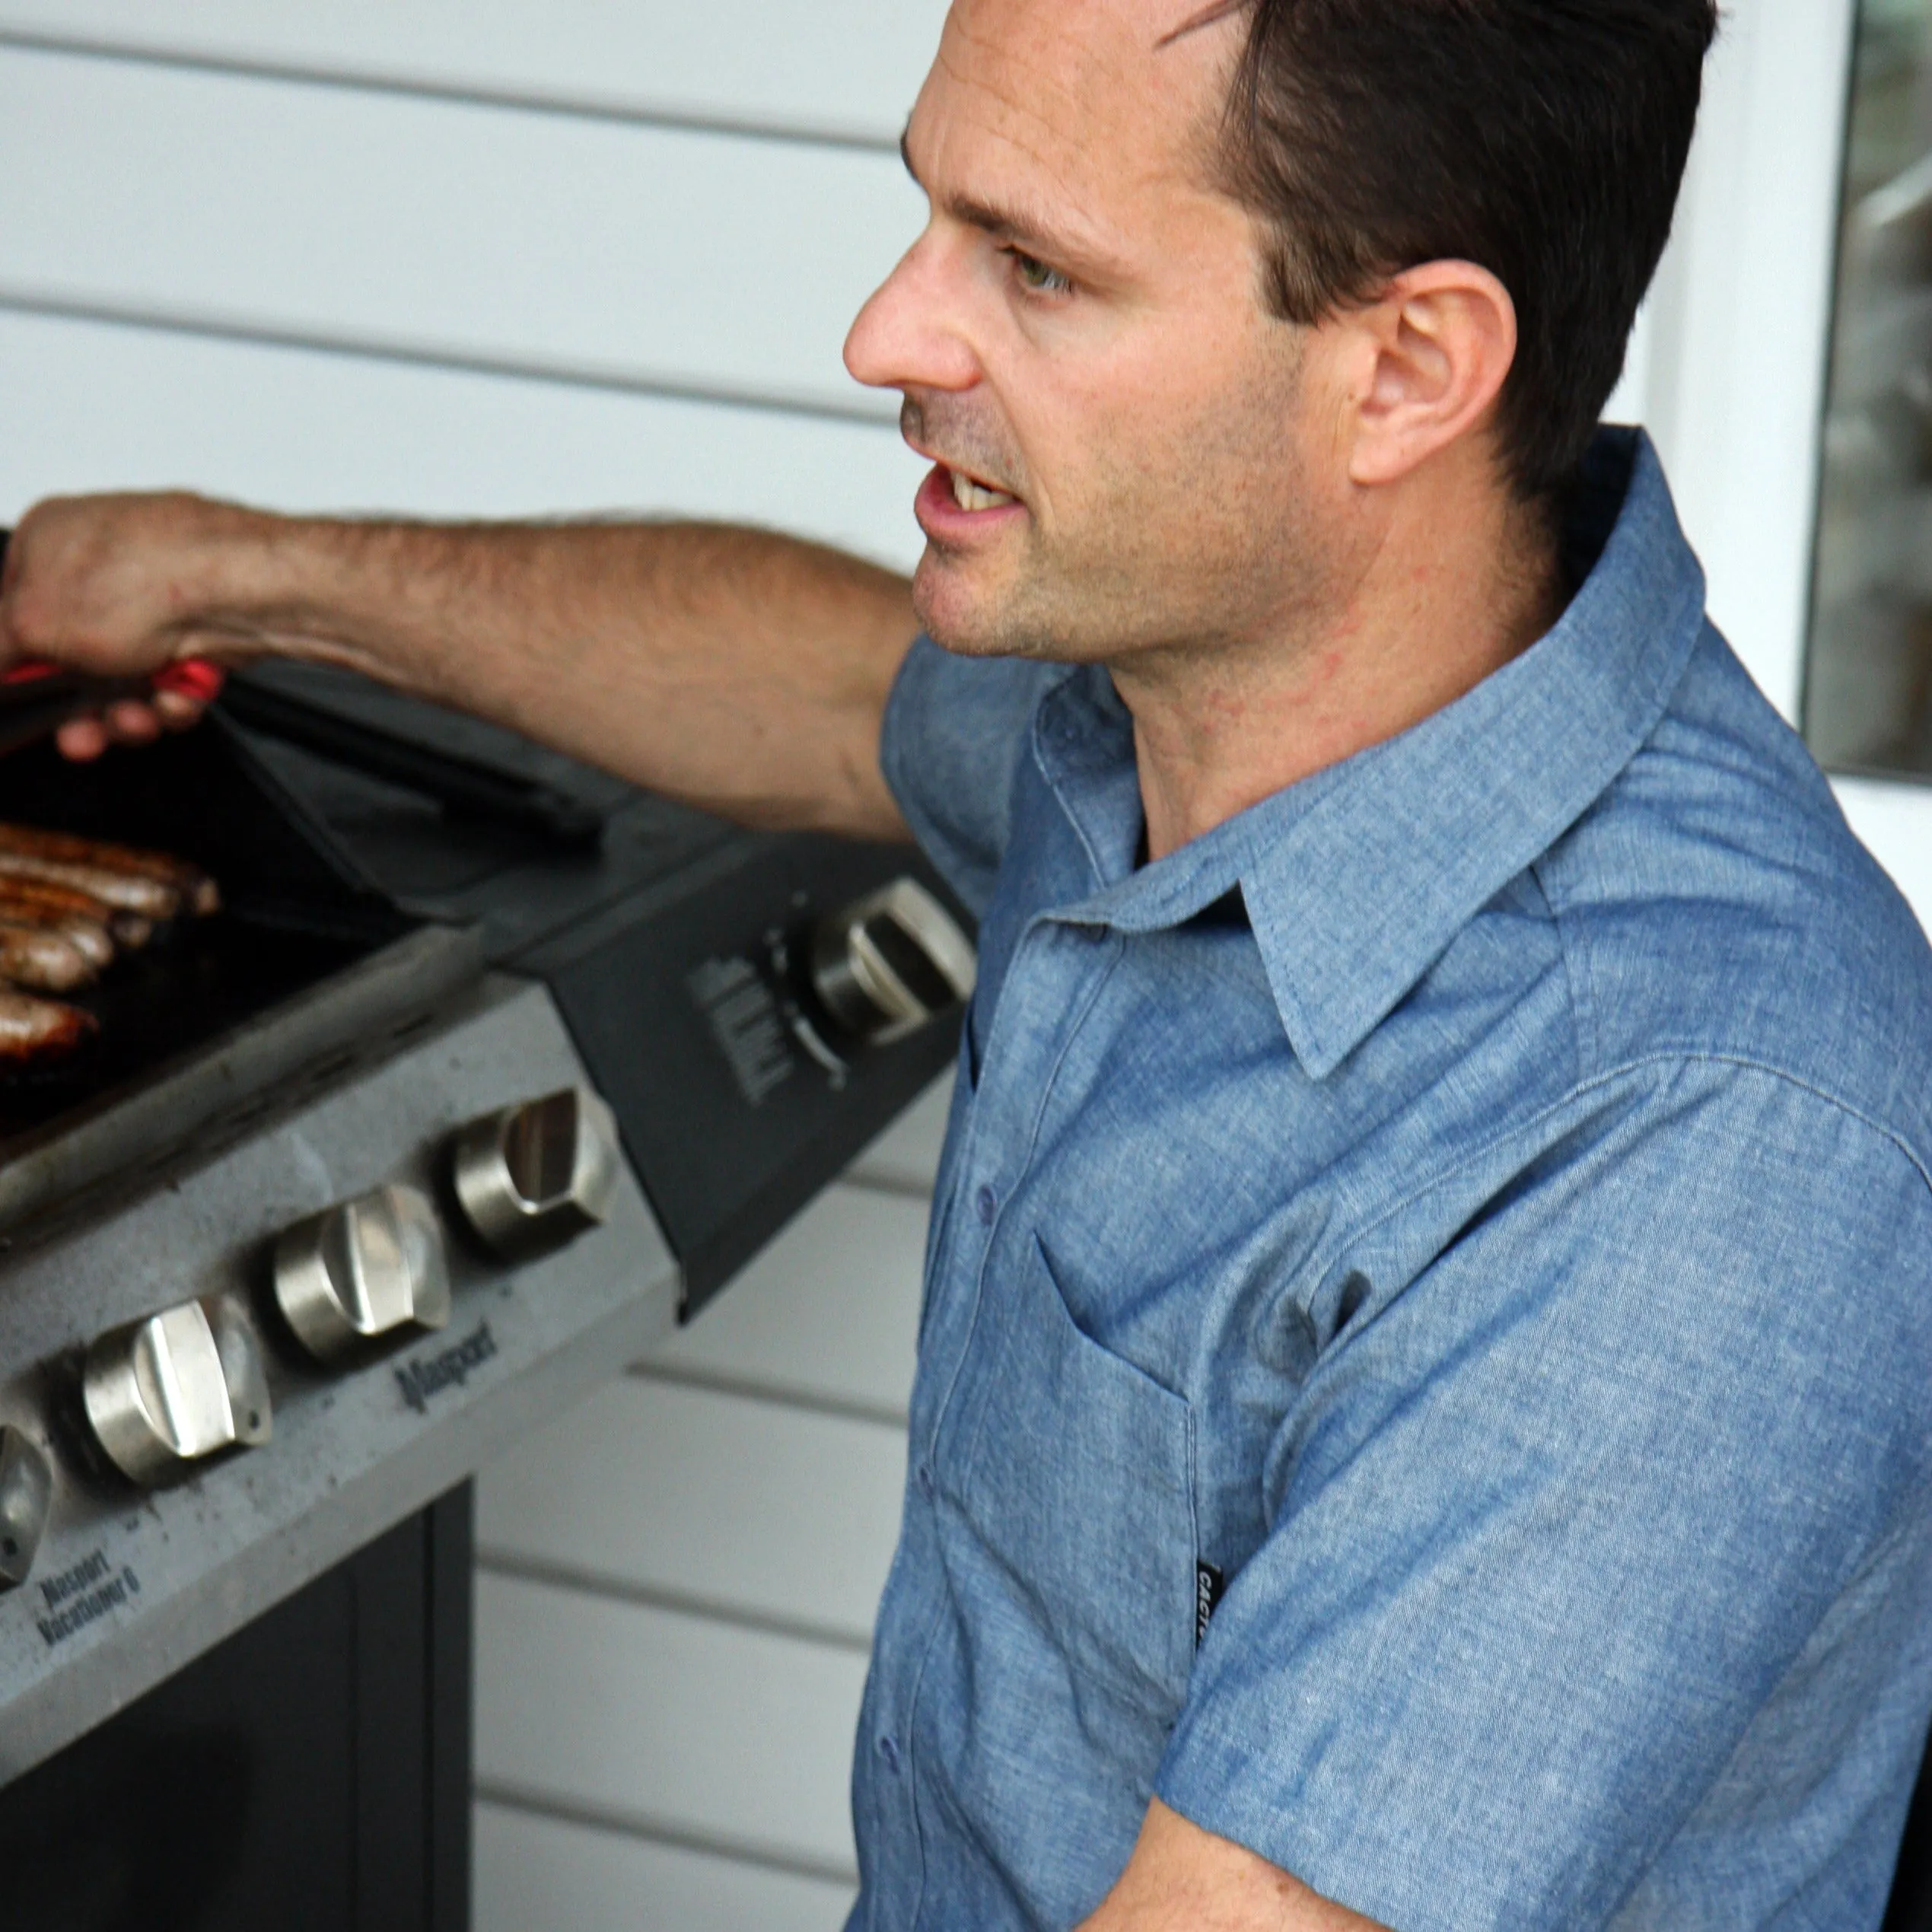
{"left": 0, "top": 988, "right": 95, "bottom": 1061}
{"left": 0, "top": 877, "right": 111, "bottom": 923}
{"left": 0, "top": 879, "right": 118, "bottom": 968}
{"left": 0, "top": 825, "right": 218, "bottom": 916}
{"left": 0, "top": 921, "right": 95, "bottom": 992}
{"left": 0, "top": 852, "right": 181, "bottom": 921}
{"left": 49, "top": 918, "right": 112, "bottom": 971}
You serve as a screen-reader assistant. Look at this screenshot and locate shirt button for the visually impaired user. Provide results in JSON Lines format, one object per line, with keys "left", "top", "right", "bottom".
{"left": 975, "top": 1185, "right": 997, "bottom": 1225}
{"left": 877, "top": 1733, "right": 901, "bottom": 1774}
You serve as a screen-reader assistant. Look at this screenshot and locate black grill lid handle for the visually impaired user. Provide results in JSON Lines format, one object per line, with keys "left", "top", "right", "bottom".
{"left": 217, "top": 674, "right": 608, "bottom": 849}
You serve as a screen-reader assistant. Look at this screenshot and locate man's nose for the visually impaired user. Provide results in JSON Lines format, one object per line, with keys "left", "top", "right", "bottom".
{"left": 844, "top": 231, "right": 981, "bottom": 396}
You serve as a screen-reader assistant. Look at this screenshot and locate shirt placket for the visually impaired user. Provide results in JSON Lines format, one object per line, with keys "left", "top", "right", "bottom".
{"left": 874, "top": 917, "right": 1119, "bottom": 1929}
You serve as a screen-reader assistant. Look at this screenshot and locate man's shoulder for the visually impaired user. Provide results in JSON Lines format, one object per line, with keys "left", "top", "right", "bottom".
{"left": 1534, "top": 621, "right": 1932, "bottom": 1165}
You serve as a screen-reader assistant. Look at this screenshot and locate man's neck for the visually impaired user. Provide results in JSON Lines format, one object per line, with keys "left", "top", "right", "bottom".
{"left": 1116, "top": 483, "right": 1564, "bottom": 862}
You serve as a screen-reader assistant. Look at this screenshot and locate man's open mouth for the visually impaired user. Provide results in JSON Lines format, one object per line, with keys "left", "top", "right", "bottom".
{"left": 946, "top": 466, "right": 1017, "bottom": 512}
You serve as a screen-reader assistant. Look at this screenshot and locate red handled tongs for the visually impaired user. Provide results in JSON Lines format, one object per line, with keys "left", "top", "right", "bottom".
{"left": 0, "top": 527, "right": 225, "bottom": 755}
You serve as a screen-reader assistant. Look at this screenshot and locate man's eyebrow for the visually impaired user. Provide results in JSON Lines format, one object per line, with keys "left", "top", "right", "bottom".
{"left": 1155, "top": 0, "right": 1249, "bottom": 49}
{"left": 899, "top": 128, "right": 1111, "bottom": 272}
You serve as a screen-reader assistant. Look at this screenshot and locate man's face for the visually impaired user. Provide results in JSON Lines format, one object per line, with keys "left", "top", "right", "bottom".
{"left": 845, "top": 0, "right": 1335, "bottom": 664}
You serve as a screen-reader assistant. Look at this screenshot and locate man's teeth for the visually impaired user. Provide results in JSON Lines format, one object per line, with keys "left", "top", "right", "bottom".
{"left": 950, "top": 469, "right": 1015, "bottom": 512}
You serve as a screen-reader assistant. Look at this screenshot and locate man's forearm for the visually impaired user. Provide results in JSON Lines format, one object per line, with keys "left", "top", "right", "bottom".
{"left": 0, "top": 495, "right": 918, "bottom": 838}
{"left": 1079, "top": 1801, "right": 1389, "bottom": 1932}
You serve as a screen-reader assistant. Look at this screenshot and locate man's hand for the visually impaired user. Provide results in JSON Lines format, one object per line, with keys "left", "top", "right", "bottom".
{"left": 0, "top": 491, "right": 919, "bottom": 834}
{"left": 3, "top": 492, "right": 257, "bottom": 676}
{"left": 1077, "top": 1800, "right": 1389, "bottom": 1932}
{"left": 1, "top": 493, "right": 252, "bottom": 758}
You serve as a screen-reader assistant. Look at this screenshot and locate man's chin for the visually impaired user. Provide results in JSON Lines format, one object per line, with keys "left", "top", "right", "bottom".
{"left": 912, "top": 551, "right": 1066, "bottom": 660}
{"left": 912, "top": 537, "right": 1132, "bottom": 664}
{"left": 912, "top": 552, "right": 1007, "bottom": 657}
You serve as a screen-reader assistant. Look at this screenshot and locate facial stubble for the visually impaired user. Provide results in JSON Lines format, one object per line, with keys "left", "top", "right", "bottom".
{"left": 908, "top": 330, "right": 1328, "bottom": 676}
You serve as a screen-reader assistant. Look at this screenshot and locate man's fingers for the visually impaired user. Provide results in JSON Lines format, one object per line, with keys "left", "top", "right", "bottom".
{"left": 152, "top": 689, "right": 208, "bottom": 730}
{"left": 46, "top": 686, "right": 212, "bottom": 761}
{"left": 102, "top": 699, "right": 164, "bottom": 746}
{"left": 54, "top": 715, "right": 110, "bottom": 762}
{"left": 51, "top": 697, "right": 181, "bottom": 761}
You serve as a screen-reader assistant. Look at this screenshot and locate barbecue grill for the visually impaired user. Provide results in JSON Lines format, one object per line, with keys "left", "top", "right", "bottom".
{"left": 0, "top": 664, "right": 969, "bottom": 1930}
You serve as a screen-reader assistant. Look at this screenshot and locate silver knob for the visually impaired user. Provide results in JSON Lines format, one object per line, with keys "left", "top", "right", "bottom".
{"left": 0, "top": 1426, "right": 52, "bottom": 1589}
{"left": 451, "top": 1087, "right": 620, "bottom": 1257}
{"left": 83, "top": 1298, "right": 272, "bottom": 1487}
{"left": 810, "top": 878, "right": 976, "bottom": 1046}
{"left": 273, "top": 1183, "right": 451, "bottom": 1364}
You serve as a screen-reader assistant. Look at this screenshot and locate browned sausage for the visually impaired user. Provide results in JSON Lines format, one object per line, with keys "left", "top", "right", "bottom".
{"left": 0, "top": 905, "right": 115, "bottom": 970}
{"left": 49, "top": 918, "right": 112, "bottom": 971}
{"left": 0, "top": 825, "right": 218, "bottom": 915}
{"left": 0, "top": 988, "right": 95, "bottom": 1062}
{"left": 0, "top": 877, "right": 113, "bottom": 923}
{"left": 0, "top": 921, "right": 95, "bottom": 992}
{"left": 0, "top": 880, "right": 117, "bottom": 968}
{"left": 0, "top": 878, "right": 149, "bottom": 952}
{"left": 0, "top": 852, "right": 181, "bottom": 921}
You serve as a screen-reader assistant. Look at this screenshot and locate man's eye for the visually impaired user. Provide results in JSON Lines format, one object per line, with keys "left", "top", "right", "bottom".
{"left": 1009, "top": 250, "right": 1072, "bottom": 297}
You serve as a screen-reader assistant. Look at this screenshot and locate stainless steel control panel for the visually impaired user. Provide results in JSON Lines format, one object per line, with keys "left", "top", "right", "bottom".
{"left": 0, "top": 973, "right": 680, "bottom": 1784}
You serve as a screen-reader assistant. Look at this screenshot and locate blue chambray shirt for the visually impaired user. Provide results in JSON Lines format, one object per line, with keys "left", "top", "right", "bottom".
{"left": 850, "top": 430, "right": 1932, "bottom": 1930}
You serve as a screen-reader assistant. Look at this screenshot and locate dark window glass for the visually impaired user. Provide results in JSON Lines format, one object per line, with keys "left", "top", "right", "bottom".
{"left": 1806, "top": 0, "right": 1932, "bottom": 777}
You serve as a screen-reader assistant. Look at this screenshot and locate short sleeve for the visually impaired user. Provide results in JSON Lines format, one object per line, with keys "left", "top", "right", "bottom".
{"left": 879, "top": 635, "right": 1065, "bottom": 915}
{"left": 1157, "top": 1062, "right": 1932, "bottom": 1927}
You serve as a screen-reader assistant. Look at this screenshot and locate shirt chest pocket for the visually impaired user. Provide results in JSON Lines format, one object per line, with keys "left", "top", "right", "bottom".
{"left": 944, "top": 1236, "right": 1199, "bottom": 1722}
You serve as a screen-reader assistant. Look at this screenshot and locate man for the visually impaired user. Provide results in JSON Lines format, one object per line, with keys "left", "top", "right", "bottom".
{"left": 4, "top": 0, "right": 1930, "bottom": 1924}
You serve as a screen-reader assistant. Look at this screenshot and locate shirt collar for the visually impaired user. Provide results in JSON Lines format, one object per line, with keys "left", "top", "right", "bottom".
{"left": 1030, "top": 428, "right": 1708, "bottom": 1079}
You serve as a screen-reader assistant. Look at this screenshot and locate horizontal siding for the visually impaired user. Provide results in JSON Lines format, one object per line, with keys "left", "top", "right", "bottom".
{"left": 0, "top": 3, "right": 946, "bottom": 147}
{"left": 0, "top": 309, "right": 923, "bottom": 567}
{"left": 477, "top": 1377, "right": 906, "bottom": 1646}
{"left": 476, "top": 1570, "right": 870, "bottom": 1877}
{"left": 642, "top": 1182, "right": 928, "bottom": 1424}
{"left": 0, "top": 45, "right": 923, "bottom": 419}
{"left": 476, "top": 1801, "right": 855, "bottom": 1932}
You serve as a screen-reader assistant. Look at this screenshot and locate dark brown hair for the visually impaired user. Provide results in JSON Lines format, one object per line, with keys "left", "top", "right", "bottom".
{"left": 1219, "top": 0, "right": 1718, "bottom": 499}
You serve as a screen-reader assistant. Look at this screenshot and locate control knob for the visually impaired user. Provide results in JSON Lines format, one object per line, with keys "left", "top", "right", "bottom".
{"left": 810, "top": 878, "right": 976, "bottom": 1046}
{"left": 83, "top": 1298, "right": 271, "bottom": 1487}
{"left": 0, "top": 1426, "right": 52, "bottom": 1589}
{"left": 273, "top": 1183, "right": 451, "bottom": 1364}
{"left": 451, "top": 1086, "right": 620, "bottom": 1257}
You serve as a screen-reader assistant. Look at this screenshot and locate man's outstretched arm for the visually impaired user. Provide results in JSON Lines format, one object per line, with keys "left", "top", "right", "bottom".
{"left": 1079, "top": 1801, "right": 1388, "bottom": 1932}
{"left": 0, "top": 492, "right": 918, "bottom": 839}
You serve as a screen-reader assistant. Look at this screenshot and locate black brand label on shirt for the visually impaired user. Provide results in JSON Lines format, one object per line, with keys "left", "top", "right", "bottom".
{"left": 1195, "top": 1561, "right": 1225, "bottom": 1647}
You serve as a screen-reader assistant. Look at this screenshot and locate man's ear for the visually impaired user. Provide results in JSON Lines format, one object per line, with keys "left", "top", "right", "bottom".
{"left": 1331, "top": 260, "right": 1519, "bottom": 489}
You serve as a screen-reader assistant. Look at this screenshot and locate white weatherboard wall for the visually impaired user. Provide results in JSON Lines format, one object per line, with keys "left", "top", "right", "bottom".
{"left": 0, "top": 5, "right": 950, "bottom": 1924}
